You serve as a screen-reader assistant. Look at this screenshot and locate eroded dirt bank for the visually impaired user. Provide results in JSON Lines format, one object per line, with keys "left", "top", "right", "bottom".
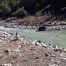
{"left": 0, "top": 31, "right": 66, "bottom": 66}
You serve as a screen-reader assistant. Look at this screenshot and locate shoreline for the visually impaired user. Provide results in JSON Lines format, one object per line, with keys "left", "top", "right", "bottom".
{"left": 0, "top": 31, "right": 66, "bottom": 66}
{"left": 0, "top": 16, "right": 66, "bottom": 30}
{"left": 0, "top": 24, "right": 66, "bottom": 30}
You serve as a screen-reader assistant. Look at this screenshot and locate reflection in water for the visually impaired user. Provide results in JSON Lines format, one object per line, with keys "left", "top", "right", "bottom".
{"left": 0, "top": 26, "right": 66, "bottom": 48}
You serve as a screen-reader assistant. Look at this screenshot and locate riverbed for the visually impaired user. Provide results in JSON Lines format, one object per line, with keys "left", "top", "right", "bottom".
{"left": 0, "top": 26, "right": 66, "bottom": 48}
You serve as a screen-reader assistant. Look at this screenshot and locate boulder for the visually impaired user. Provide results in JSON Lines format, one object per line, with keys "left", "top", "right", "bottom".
{"left": 1, "top": 63, "right": 12, "bottom": 66}
{"left": 37, "top": 26, "right": 46, "bottom": 31}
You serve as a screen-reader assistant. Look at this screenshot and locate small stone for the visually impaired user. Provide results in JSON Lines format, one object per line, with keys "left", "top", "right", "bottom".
{"left": 62, "top": 57, "right": 66, "bottom": 60}
{"left": 10, "top": 36, "right": 18, "bottom": 41}
{"left": 45, "top": 53, "right": 49, "bottom": 57}
{"left": 54, "top": 48, "right": 63, "bottom": 53}
{"left": 49, "top": 64, "right": 59, "bottom": 66}
{"left": 4, "top": 49, "right": 9, "bottom": 54}
{"left": 36, "top": 42, "right": 41, "bottom": 46}
{"left": 63, "top": 48, "right": 66, "bottom": 52}
{"left": 37, "top": 40, "right": 41, "bottom": 43}
{"left": 34, "top": 57, "right": 39, "bottom": 59}
{"left": 18, "top": 45, "right": 21, "bottom": 48}
{"left": 14, "top": 48, "right": 20, "bottom": 52}
{"left": 32, "top": 40, "right": 41, "bottom": 46}
{"left": 32, "top": 40, "right": 37, "bottom": 45}
{"left": 0, "top": 40, "right": 2, "bottom": 43}
{"left": 52, "top": 45, "right": 58, "bottom": 49}
{"left": 41, "top": 43, "right": 47, "bottom": 48}
{"left": 2, "top": 63, "right": 12, "bottom": 66}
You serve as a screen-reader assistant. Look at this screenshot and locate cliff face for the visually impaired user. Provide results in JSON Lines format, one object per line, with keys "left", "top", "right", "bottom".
{"left": 0, "top": 31, "right": 66, "bottom": 66}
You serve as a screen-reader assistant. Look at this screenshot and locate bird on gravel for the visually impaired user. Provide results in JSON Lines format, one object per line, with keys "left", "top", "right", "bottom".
{"left": 10, "top": 32, "right": 18, "bottom": 41}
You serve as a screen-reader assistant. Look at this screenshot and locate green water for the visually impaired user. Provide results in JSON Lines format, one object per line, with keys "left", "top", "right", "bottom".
{"left": 0, "top": 26, "right": 66, "bottom": 48}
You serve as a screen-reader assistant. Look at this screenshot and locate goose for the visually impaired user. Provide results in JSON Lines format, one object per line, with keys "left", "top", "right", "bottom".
{"left": 10, "top": 32, "right": 18, "bottom": 41}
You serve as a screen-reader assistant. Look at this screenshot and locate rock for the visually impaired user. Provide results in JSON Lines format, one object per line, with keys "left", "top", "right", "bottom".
{"left": 49, "top": 64, "right": 59, "bottom": 66}
{"left": 54, "top": 48, "right": 63, "bottom": 53}
{"left": 37, "top": 40, "right": 41, "bottom": 43}
{"left": 62, "top": 27, "right": 64, "bottom": 29}
{"left": 3, "top": 31, "right": 9, "bottom": 35}
{"left": 52, "top": 45, "right": 58, "bottom": 49}
{"left": 60, "top": 52, "right": 65, "bottom": 57}
{"left": 41, "top": 43, "right": 47, "bottom": 48}
{"left": 34, "top": 57, "right": 39, "bottom": 59}
{"left": 18, "top": 45, "right": 21, "bottom": 48}
{"left": 4, "top": 49, "right": 9, "bottom": 54}
{"left": 60, "top": 27, "right": 62, "bottom": 30}
{"left": 1, "top": 63, "right": 12, "bottom": 66}
{"left": 45, "top": 53, "right": 49, "bottom": 57}
{"left": 32, "top": 40, "right": 42, "bottom": 46}
{"left": 0, "top": 39, "right": 2, "bottom": 43}
{"left": 62, "top": 57, "right": 66, "bottom": 60}
{"left": 60, "top": 53, "right": 63, "bottom": 57}
{"left": 37, "top": 26, "right": 46, "bottom": 31}
{"left": 35, "top": 42, "right": 41, "bottom": 46}
{"left": 0, "top": 31, "right": 11, "bottom": 38}
{"left": 13, "top": 48, "right": 20, "bottom": 52}
{"left": 32, "top": 40, "right": 37, "bottom": 45}
{"left": 63, "top": 48, "right": 66, "bottom": 52}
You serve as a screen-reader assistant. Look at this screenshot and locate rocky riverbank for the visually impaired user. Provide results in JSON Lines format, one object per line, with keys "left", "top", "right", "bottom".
{"left": 0, "top": 16, "right": 66, "bottom": 29}
{"left": 0, "top": 31, "right": 66, "bottom": 66}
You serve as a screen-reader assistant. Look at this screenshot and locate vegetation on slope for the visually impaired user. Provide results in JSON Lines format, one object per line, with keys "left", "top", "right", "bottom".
{"left": 0, "top": 0, "right": 66, "bottom": 17}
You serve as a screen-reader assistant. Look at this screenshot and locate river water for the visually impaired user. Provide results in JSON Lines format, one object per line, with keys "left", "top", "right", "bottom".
{"left": 0, "top": 26, "right": 66, "bottom": 48}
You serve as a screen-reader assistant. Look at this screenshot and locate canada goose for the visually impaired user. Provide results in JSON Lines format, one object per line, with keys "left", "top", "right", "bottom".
{"left": 10, "top": 32, "right": 18, "bottom": 41}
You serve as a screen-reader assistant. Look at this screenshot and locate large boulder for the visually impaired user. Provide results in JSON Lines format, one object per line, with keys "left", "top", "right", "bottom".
{"left": 37, "top": 26, "right": 46, "bottom": 31}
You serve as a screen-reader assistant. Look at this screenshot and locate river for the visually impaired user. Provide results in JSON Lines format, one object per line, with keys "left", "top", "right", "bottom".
{"left": 0, "top": 26, "right": 66, "bottom": 48}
